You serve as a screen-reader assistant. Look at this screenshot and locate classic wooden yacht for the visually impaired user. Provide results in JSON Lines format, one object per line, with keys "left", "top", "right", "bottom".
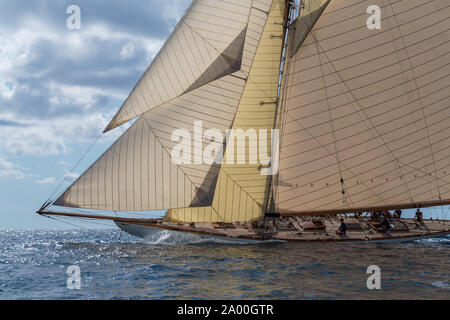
{"left": 38, "top": 0, "right": 450, "bottom": 243}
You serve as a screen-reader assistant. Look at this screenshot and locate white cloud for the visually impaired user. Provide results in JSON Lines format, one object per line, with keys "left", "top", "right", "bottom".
{"left": 0, "top": 1, "right": 184, "bottom": 165}
{"left": 0, "top": 155, "right": 27, "bottom": 179}
{"left": 63, "top": 169, "right": 80, "bottom": 183}
{"left": 0, "top": 111, "right": 126, "bottom": 156}
{"left": 120, "top": 42, "right": 136, "bottom": 60}
{"left": 36, "top": 177, "right": 56, "bottom": 184}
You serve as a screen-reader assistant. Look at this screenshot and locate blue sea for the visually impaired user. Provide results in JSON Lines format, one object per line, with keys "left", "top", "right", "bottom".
{"left": 0, "top": 229, "right": 449, "bottom": 300}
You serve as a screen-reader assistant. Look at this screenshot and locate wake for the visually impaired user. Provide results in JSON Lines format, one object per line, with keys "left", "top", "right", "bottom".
{"left": 141, "top": 230, "right": 284, "bottom": 245}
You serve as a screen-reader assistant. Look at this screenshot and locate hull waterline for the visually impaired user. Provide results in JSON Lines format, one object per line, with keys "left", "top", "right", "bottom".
{"left": 115, "top": 219, "right": 450, "bottom": 244}
{"left": 115, "top": 221, "right": 262, "bottom": 244}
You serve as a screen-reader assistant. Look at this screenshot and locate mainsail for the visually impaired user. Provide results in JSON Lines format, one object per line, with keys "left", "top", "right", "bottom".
{"left": 275, "top": 0, "right": 450, "bottom": 215}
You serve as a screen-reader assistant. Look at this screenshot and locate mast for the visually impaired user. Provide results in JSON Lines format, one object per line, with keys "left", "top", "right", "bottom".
{"left": 264, "top": 0, "right": 296, "bottom": 215}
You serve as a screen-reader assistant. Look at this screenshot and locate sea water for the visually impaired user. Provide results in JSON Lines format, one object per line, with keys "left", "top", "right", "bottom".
{"left": 0, "top": 229, "right": 448, "bottom": 300}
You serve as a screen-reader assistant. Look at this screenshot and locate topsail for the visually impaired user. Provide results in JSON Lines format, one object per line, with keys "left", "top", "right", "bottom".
{"left": 105, "top": 0, "right": 265, "bottom": 132}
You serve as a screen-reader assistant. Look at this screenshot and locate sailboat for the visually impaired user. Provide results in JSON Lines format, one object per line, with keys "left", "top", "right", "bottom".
{"left": 38, "top": 0, "right": 450, "bottom": 243}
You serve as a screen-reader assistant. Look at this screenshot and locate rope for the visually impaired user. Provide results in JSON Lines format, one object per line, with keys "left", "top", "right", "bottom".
{"left": 46, "top": 132, "right": 103, "bottom": 204}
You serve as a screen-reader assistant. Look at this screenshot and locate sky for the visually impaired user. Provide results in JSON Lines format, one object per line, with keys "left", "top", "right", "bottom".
{"left": 0, "top": 0, "right": 191, "bottom": 229}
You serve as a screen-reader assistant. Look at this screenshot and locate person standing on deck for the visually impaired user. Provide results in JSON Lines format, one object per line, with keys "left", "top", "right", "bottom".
{"left": 336, "top": 218, "right": 347, "bottom": 236}
{"left": 394, "top": 209, "right": 402, "bottom": 219}
{"left": 381, "top": 215, "right": 391, "bottom": 236}
{"left": 415, "top": 209, "right": 424, "bottom": 225}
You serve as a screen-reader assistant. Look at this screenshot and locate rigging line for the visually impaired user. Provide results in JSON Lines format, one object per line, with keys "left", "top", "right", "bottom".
{"left": 296, "top": 0, "right": 352, "bottom": 206}
{"left": 385, "top": 0, "right": 445, "bottom": 201}
{"left": 273, "top": 1, "right": 296, "bottom": 205}
{"left": 264, "top": 0, "right": 294, "bottom": 212}
{"left": 312, "top": 28, "right": 352, "bottom": 208}
{"left": 47, "top": 132, "right": 103, "bottom": 204}
{"left": 44, "top": 215, "right": 91, "bottom": 230}
{"left": 301, "top": 19, "right": 416, "bottom": 205}
{"left": 274, "top": 1, "right": 307, "bottom": 203}
{"left": 75, "top": 218, "right": 116, "bottom": 228}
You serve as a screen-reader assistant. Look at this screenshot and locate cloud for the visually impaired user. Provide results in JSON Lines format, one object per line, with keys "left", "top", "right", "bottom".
{"left": 63, "top": 169, "right": 80, "bottom": 183}
{"left": 0, "top": 112, "right": 122, "bottom": 155}
{"left": 120, "top": 42, "right": 136, "bottom": 60}
{"left": 36, "top": 177, "right": 57, "bottom": 184}
{"left": 0, "top": 0, "right": 190, "bottom": 156}
{"left": 0, "top": 155, "right": 27, "bottom": 180}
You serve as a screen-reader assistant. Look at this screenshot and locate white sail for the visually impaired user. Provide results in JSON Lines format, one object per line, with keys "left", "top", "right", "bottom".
{"left": 54, "top": 0, "right": 276, "bottom": 213}
{"left": 105, "top": 0, "right": 257, "bottom": 132}
{"left": 275, "top": 0, "right": 450, "bottom": 215}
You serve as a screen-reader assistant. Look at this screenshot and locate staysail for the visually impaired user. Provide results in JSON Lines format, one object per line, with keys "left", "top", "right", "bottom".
{"left": 275, "top": 0, "right": 450, "bottom": 215}
{"left": 54, "top": 0, "right": 284, "bottom": 216}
